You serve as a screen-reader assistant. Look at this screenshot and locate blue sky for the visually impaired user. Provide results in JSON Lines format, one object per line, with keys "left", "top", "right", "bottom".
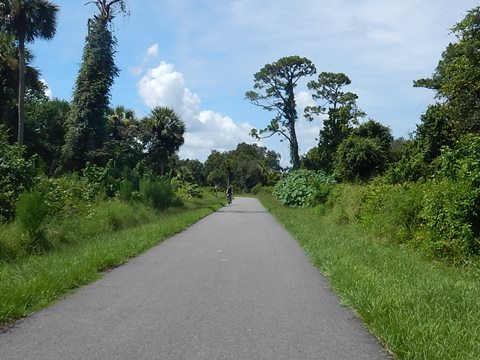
{"left": 31, "top": 0, "right": 479, "bottom": 165}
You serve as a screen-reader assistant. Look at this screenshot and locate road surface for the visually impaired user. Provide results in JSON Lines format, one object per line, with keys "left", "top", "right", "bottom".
{"left": 0, "top": 197, "right": 390, "bottom": 359}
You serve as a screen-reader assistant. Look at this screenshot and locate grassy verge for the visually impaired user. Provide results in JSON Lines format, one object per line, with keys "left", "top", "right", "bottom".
{"left": 0, "top": 195, "right": 224, "bottom": 327}
{"left": 257, "top": 193, "right": 480, "bottom": 360}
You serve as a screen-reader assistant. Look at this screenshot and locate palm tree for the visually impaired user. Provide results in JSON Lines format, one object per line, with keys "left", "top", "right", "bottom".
{"left": 142, "top": 107, "right": 186, "bottom": 176}
{"left": 0, "top": 0, "right": 58, "bottom": 145}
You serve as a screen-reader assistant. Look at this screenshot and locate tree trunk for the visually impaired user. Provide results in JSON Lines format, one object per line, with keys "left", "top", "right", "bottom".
{"left": 286, "top": 85, "right": 300, "bottom": 169}
{"left": 289, "top": 122, "right": 300, "bottom": 170}
{"left": 17, "top": 37, "right": 26, "bottom": 145}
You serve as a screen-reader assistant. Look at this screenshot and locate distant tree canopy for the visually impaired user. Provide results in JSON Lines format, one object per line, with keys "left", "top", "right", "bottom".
{"left": 204, "top": 143, "right": 282, "bottom": 192}
{"left": 246, "top": 55, "right": 316, "bottom": 170}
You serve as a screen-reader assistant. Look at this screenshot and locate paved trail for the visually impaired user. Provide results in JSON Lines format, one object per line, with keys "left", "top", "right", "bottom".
{"left": 0, "top": 197, "right": 389, "bottom": 359}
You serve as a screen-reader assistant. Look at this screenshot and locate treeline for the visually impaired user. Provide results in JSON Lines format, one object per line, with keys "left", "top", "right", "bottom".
{"left": 250, "top": 6, "right": 480, "bottom": 264}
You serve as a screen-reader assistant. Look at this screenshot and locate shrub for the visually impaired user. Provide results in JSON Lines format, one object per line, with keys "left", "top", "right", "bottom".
{"left": 34, "top": 175, "right": 93, "bottom": 215}
{"left": 172, "top": 179, "right": 203, "bottom": 199}
{"left": 335, "top": 136, "right": 387, "bottom": 182}
{"left": 16, "top": 192, "right": 50, "bottom": 253}
{"left": 82, "top": 160, "right": 119, "bottom": 198}
{"left": 0, "top": 126, "right": 37, "bottom": 220}
{"left": 273, "top": 170, "right": 335, "bottom": 207}
{"left": 384, "top": 142, "right": 432, "bottom": 183}
{"left": 420, "top": 179, "right": 479, "bottom": 261}
{"left": 358, "top": 181, "right": 424, "bottom": 244}
{"left": 250, "top": 183, "right": 263, "bottom": 195}
{"left": 140, "top": 178, "right": 176, "bottom": 210}
{"left": 119, "top": 179, "right": 134, "bottom": 202}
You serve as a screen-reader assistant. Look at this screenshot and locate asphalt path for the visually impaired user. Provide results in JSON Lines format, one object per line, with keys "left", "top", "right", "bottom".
{"left": 0, "top": 197, "right": 390, "bottom": 359}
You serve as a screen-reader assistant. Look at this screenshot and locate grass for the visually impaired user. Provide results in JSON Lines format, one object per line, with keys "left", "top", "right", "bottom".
{"left": 257, "top": 193, "right": 480, "bottom": 360}
{"left": 0, "top": 195, "right": 224, "bottom": 327}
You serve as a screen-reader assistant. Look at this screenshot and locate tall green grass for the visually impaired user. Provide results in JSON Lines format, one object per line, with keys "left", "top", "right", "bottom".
{"left": 0, "top": 195, "right": 223, "bottom": 326}
{"left": 258, "top": 193, "right": 480, "bottom": 360}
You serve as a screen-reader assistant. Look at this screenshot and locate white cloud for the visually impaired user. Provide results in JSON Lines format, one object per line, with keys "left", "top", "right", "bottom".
{"left": 40, "top": 79, "right": 53, "bottom": 99}
{"left": 137, "top": 56, "right": 257, "bottom": 161}
{"left": 129, "top": 43, "right": 161, "bottom": 75}
{"left": 147, "top": 43, "right": 160, "bottom": 58}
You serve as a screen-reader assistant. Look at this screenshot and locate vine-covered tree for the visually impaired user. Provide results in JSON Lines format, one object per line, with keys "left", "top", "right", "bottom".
{"left": 305, "top": 72, "right": 365, "bottom": 173}
{"left": 334, "top": 119, "right": 393, "bottom": 181}
{"left": 0, "top": 0, "right": 58, "bottom": 145}
{"left": 141, "top": 107, "right": 185, "bottom": 176}
{"left": 63, "top": 0, "right": 126, "bottom": 169}
{"left": 246, "top": 56, "right": 316, "bottom": 170}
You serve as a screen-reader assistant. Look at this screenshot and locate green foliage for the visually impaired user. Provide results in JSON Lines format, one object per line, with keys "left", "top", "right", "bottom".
{"left": 250, "top": 183, "right": 264, "bottom": 195}
{"left": 16, "top": 191, "right": 50, "bottom": 253}
{"left": 305, "top": 72, "right": 365, "bottom": 173}
{"left": 204, "top": 143, "right": 282, "bottom": 192}
{"left": 141, "top": 107, "right": 186, "bottom": 175}
{"left": 335, "top": 136, "right": 387, "bottom": 182}
{"left": 246, "top": 56, "right": 316, "bottom": 169}
{"left": 139, "top": 178, "right": 176, "bottom": 210}
{"left": 420, "top": 179, "right": 479, "bottom": 261}
{"left": 34, "top": 175, "right": 93, "bottom": 215}
{"left": 0, "top": 0, "right": 59, "bottom": 144}
{"left": 82, "top": 160, "right": 118, "bottom": 198}
{"left": 384, "top": 141, "right": 432, "bottom": 183}
{"left": 118, "top": 178, "right": 134, "bottom": 202}
{"left": 0, "top": 126, "right": 37, "bottom": 219}
{"left": 359, "top": 181, "right": 424, "bottom": 244}
{"left": 273, "top": 169, "right": 335, "bottom": 207}
{"left": 172, "top": 179, "right": 203, "bottom": 199}
{"left": 63, "top": 13, "right": 120, "bottom": 169}
{"left": 176, "top": 159, "right": 206, "bottom": 185}
{"left": 25, "top": 98, "right": 70, "bottom": 174}
{"left": 414, "top": 7, "right": 480, "bottom": 154}
{"left": 415, "top": 134, "right": 480, "bottom": 260}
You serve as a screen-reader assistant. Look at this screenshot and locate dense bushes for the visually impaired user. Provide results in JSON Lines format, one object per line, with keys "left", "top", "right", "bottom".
{"left": 306, "top": 181, "right": 478, "bottom": 263}
{"left": 272, "top": 136, "right": 480, "bottom": 263}
{"left": 273, "top": 170, "right": 335, "bottom": 207}
{"left": 0, "top": 200, "right": 156, "bottom": 262}
{"left": 0, "top": 126, "right": 37, "bottom": 220}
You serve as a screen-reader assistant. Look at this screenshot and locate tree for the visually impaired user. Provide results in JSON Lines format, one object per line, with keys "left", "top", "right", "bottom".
{"left": 352, "top": 119, "right": 393, "bottom": 153}
{"left": 414, "top": 6, "right": 480, "bottom": 157}
{"left": 63, "top": 0, "right": 126, "bottom": 169}
{"left": 0, "top": 0, "right": 58, "bottom": 145}
{"left": 203, "top": 143, "right": 282, "bottom": 191}
{"left": 305, "top": 72, "right": 365, "bottom": 173}
{"left": 246, "top": 56, "right": 316, "bottom": 170}
{"left": 335, "top": 136, "right": 386, "bottom": 182}
{"left": 141, "top": 107, "right": 185, "bottom": 176}
{"left": 176, "top": 159, "right": 206, "bottom": 185}
{"left": 101, "top": 106, "right": 143, "bottom": 172}
{"left": 25, "top": 98, "right": 70, "bottom": 174}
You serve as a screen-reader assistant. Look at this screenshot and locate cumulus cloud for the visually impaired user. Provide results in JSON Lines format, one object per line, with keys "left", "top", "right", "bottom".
{"left": 40, "top": 79, "right": 53, "bottom": 99}
{"left": 130, "top": 43, "right": 162, "bottom": 75}
{"left": 137, "top": 52, "right": 257, "bottom": 161}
